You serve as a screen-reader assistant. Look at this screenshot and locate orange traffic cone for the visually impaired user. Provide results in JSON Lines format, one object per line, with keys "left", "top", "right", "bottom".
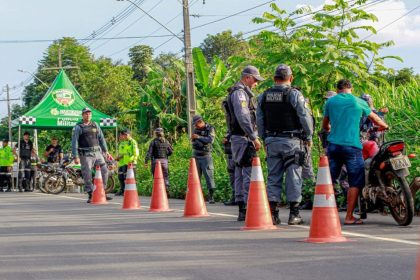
{"left": 183, "top": 158, "right": 209, "bottom": 218}
{"left": 91, "top": 165, "right": 107, "bottom": 205}
{"left": 304, "top": 156, "right": 348, "bottom": 243}
{"left": 242, "top": 157, "right": 277, "bottom": 230}
{"left": 149, "top": 161, "right": 171, "bottom": 212}
{"left": 122, "top": 163, "right": 140, "bottom": 210}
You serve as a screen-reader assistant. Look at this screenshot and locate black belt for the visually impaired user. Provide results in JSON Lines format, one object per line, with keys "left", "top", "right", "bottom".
{"left": 266, "top": 131, "right": 302, "bottom": 139}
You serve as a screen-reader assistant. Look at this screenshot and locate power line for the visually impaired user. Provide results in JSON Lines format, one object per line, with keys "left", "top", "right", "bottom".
{"left": 92, "top": 0, "right": 164, "bottom": 51}
{"left": 362, "top": 3, "right": 420, "bottom": 40}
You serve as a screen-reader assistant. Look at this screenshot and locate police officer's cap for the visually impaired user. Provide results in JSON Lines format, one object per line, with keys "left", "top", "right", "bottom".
{"left": 120, "top": 128, "right": 131, "bottom": 135}
{"left": 154, "top": 127, "right": 164, "bottom": 133}
{"left": 82, "top": 107, "right": 92, "bottom": 114}
{"left": 274, "top": 64, "right": 292, "bottom": 79}
{"left": 241, "top": 66, "right": 264, "bottom": 81}
{"left": 192, "top": 115, "right": 203, "bottom": 125}
{"left": 23, "top": 131, "right": 30, "bottom": 136}
{"left": 2, "top": 138, "right": 9, "bottom": 142}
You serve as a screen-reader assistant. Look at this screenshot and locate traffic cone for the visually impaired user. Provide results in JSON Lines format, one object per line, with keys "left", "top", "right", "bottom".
{"left": 183, "top": 158, "right": 209, "bottom": 218}
{"left": 149, "top": 161, "right": 171, "bottom": 212}
{"left": 122, "top": 163, "right": 141, "bottom": 210}
{"left": 91, "top": 165, "right": 107, "bottom": 205}
{"left": 304, "top": 156, "right": 348, "bottom": 243}
{"left": 242, "top": 157, "right": 277, "bottom": 230}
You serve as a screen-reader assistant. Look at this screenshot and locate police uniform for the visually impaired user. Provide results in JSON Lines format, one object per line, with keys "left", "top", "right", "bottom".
{"left": 71, "top": 120, "right": 109, "bottom": 198}
{"left": 0, "top": 141, "right": 14, "bottom": 192}
{"left": 16, "top": 138, "right": 33, "bottom": 192}
{"left": 223, "top": 133, "right": 236, "bottom": 205}
{"left": 227, "top": 81, "right": 258, "bottom": 220}
{"left": 117, "top": 133, "right": 139, "bottom": 195}
{"left": 145, "top": 136, "right": 173, "bottom": 191}
{"left": 257, "top": 68, "right": 313, "bottom": 225}
{"left": 192, "top": 121, "right": 216, "bottom": 202}
{"left": 29, "top": 153, "right": 40, "bottom": 191}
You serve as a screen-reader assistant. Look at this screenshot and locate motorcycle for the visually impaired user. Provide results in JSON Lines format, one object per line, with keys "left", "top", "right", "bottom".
{"left": 45, "top": 156, "right": 116, "bottom": 195}
{"left": 359, "top": 134, "right": 415, "bottom": 226}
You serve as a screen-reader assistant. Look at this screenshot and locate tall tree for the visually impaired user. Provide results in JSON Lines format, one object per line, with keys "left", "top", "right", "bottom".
{"left": 128, "top": 45, "right": 154, "bottom": 84}
{"left": 199, "top": 30, "right": 250, "bottom": 63}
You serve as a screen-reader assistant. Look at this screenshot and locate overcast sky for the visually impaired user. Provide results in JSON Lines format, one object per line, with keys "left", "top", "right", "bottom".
{"left": 1, "top": 0, "right": 419, "bottom": 117}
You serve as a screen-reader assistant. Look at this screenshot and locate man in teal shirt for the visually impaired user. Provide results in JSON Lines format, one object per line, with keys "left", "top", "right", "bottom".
{"left": 322, "top": 79, "right": 388, "bottom": 225}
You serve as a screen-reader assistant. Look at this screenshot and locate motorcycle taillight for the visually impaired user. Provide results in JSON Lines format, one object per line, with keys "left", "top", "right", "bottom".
{"left": 387, "top": 143, "right": 405, "bottom": 153}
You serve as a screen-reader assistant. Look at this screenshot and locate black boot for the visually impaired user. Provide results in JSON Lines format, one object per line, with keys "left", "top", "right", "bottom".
{"left": 288, "top": 202, "right": 303, "bottom": 225}
{"left": 208, "top": 189, "right": 215, "bottom": 204}
{"left": 224, "top": 190, "right": 237, "bottom": 206}
{"left": 106, "top": 195, "right": 113, "bottom": 201}
{"left": 237, "top": 201, "right": 246, "bottom": 221}
{"left": 269, "top": 201, "right": 281, "bottom": 225}
{"left": 115, "top": 189, "right": 124, "bottom": 196}
{"left": 87, "top": 191, "right": 92, "bottom": 203}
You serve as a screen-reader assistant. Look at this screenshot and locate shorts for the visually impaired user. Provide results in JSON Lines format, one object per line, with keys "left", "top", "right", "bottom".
{"left": 327, "top": 143, "right": 365, "bottom": 189}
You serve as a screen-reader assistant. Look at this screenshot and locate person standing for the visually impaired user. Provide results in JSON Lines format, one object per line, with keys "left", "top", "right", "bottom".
{"left": 44, "top": 137, "right": 63, "bottom": 164}
{"left": 71, "top": 107, "right": 112, "bottom": 203}
{"left": 226, "top": 66, "right": 263, "bottom": 221}
{"left": 0, "top": 139, "right": 14, "bottom": 192}
{"left": 115, "top": 129, "right": 139, "bottom": 196}
{"left": 14, "top": 131, "right": 34, "bottom": 192}
{"left": 257, "top": 64, "right": 313, "bottom": 225}
{"left": 191, "top": 115, "right": 216, "bottom": 204}
{"left": 29, "top": 150, "right": 40, "bottom": 191}
{"left": 145, "top": 128, "right": 172, "bottom": 195}
{"left": 322, "top": 79, "right": 388, "bottom": 225}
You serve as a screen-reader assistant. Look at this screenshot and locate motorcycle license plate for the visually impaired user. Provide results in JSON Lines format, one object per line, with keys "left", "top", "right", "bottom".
{"left": 390, "top": 155, "right": 411, "bottom": 170}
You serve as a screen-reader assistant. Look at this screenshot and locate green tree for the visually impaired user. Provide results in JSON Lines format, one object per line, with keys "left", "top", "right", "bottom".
{"left": 128, "top": 45, "right": 154, "bottom": 84}
{"left": 199, "top": 30, "right": 250, "bottom": 63}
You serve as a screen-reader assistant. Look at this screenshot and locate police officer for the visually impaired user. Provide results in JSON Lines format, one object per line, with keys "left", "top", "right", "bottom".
{"left": 225, "top": 66, "right": 263, "bottom": 221}
{"left": 44, "top": 137, "right": 63, "bottom": 164}
{"left": 257, "top": 64, "right": 313, "bottom": 225}
{"left": 191, "top": 115, "right": 216, "bottom": 204}
{"left": 0, "top": 139, "right": 14, "bottom": 192}
{"left": 145, "top": 128, "right": 173, "bottom": 194}
{"left": 14, "top": 131, "right": 34, "bottom": 192}
{"left": 71, "top": 107, "right": 112, "bottom": 203}
{"left": 115, "top": 128, "right": 139, "bottom": 196}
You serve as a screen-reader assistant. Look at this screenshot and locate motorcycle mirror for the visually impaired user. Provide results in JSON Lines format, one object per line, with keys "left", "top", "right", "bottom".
{"left": 408, "top": 153, "right": 416, "bottom": 159}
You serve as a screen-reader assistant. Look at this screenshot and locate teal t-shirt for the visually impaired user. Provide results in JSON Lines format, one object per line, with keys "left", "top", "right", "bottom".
{"left": 324, "top": 93, "right": 371, "bottom": 149}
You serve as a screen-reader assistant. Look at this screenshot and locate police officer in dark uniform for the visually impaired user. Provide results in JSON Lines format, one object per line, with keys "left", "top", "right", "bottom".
{"left": 71, "top": 107, "right": 112, "bottom": 203}
{"left": 191, "top": 115, "right": 216, "bottom": 204}
{"left": 14, "top": 131, "right": 34, "bottom": 192}
{"left": 145, "top": 128, "right": 173, "bottom": 194}
{"left": 257, "top": 64, "right": 313, "bottom": 225}
{"left": 222, "top": 133, "right": 236, "bottom": 206}
{"left": 225, "top": 66, "right": 263, "bottom": 221}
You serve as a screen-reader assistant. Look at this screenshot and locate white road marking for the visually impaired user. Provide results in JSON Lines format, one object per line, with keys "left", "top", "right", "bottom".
{"left": 33, "top": 192, "right": 420, "bottom": 246}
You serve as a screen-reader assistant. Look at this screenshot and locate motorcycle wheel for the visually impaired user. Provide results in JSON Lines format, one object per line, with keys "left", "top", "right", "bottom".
{"left": 386, "top": 171, "right": 414, "bottom": 226}
{"left": 45, "top": 174, "right": 66, "bottom": 195}
{"left": 104, "top": 176, "right": 115, "bottom": 194}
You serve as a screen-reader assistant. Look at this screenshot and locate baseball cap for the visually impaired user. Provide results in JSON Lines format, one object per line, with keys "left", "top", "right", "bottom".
{"left": 82, "top": 107, "right": 92, "bottom": 114}
{"left": 120, "top": 128, "right": 131, "bottom": 135}
{"left": 154, "top": 128, "right": 164, "bottom": 133}
{"left": 192, "top": 115, "right": 203, "bottom": 125}
{"left": 274, "top": 64, "right": 292, "bottom": 78}
{"left": 324, "top": 91, "right": 337, "bottom": 99}
{"left": 241, "top": 65, "right": 264, "bottom": 81}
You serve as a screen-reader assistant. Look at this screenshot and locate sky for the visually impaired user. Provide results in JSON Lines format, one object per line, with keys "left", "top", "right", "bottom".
{"left": 0, "top": 0, "right": 419, "bottom": 117}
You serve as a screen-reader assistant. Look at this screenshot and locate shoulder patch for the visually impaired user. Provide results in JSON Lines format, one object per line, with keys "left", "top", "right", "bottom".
{"left": 241, "top": 101, "right": 247, "bottom": 108}
{"left": 238, "top": 91, "right": 246, "bottom": 101}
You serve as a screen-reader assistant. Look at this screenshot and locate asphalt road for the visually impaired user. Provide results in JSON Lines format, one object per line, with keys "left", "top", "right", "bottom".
{"left": 0, "top": 192, "right": 418, "bottom": 280}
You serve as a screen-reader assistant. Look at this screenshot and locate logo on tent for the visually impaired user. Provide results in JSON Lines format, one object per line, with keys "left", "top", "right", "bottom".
{"left": 52, "top": 89, "right": 75, "bottom": 107}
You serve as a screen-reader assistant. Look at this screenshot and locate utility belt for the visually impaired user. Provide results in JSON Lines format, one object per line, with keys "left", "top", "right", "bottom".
{"left": 266, "top": 131, "right": 303, "bottom": 139}
{"left": 193, "top": 150, "right": 210, "bottom": 157}
{"left": 78, "top": 146, "right": 101, "bottom": 156}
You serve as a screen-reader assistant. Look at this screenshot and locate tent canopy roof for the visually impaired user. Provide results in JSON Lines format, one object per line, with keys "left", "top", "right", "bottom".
{"left": 13, "top": 70, "right": 117, "bottom": 130}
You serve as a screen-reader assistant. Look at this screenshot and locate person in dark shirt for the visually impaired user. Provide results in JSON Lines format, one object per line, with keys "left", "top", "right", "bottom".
{"left": 44, "top": 137, "right": 63, "bottom": 163}
{"left": 13, "top": 131, "right": 34, "bottom": 192}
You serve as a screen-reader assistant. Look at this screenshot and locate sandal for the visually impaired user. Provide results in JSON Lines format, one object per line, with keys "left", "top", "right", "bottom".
{"left": 344, "top": 218, "right": 364, "bottom": 225}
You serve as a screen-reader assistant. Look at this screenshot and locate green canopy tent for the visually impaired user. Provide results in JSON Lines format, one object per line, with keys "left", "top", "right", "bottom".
{"left": 12, "top": 70, "right": 118, "bottom": 190}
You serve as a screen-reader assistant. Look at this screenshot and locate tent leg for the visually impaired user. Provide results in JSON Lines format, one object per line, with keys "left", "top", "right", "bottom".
{"left": 115, "top": 127, "right": 118, "bottom": 158}
{"left": 34, "top": 129, "right": 38, "bottom": 156}
{"left": 16, "top": 125, "right": 21, "bottom": 192}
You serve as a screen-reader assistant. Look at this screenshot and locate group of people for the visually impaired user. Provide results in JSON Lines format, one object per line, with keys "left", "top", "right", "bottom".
{"left": 2, "top": 63, "right": 389, "bottom": 227}
{"left": 0, "top": 132, "right": 63, "bottom": 192}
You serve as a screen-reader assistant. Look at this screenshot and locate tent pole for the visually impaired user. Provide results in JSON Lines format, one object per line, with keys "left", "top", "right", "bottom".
{"left": 115, "top": 127, "right": 118, "bottom": 158}
{"left": 34, "top": 129, "right": 38, "bottom": 156}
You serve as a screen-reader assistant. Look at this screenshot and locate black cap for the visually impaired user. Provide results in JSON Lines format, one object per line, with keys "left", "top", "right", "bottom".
{"left": 120, "top": 128, "right": 131, "bottom": 135}
{"left": 2, "top": 138, "right": 9, "bottom": 142}
{"left": 192, "top": 115, "right": 203, "bottom": 125}
{"left": 82, "top": 107, "right": 92, "bottom": 114}
{"left": 23, "top": 131, "right": 30, "bottom": 136}
{"left": 154, "top": 128, "right": 164, "bottom": 133}
{"left": 241, "top": 65, "right": 264, "bottom": 81}
{"left": 274, "top": 64, "right": 292, "bottom": 79}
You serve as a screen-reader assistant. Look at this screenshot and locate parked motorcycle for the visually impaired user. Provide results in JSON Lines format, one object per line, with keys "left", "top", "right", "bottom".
{"left": 359, "top": 137, "right": 415, "bottom": 226}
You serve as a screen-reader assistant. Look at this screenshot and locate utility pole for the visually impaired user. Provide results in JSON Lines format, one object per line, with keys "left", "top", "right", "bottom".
{"left": 42, "top": 44, "right": 78, "bottom": 72}
{"left": 182, "top": 0, "right": 196, "bottom": 136}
